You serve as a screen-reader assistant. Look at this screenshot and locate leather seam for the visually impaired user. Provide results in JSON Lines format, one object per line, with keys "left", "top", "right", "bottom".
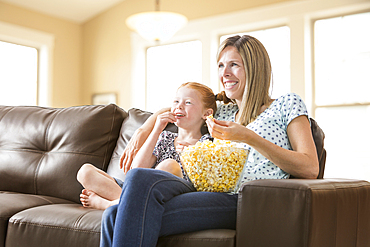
{"left": 0, "top": 106, "right": 13, "bottom": 122}
{"left": 0, "top": 148, "right": 103, "bottom": 157}
{"left": 73, "top": 210, "right": 92, "bottom": 229}
{"left": 160, "top": 237, "right": 234, "bottom": 241}
{"left": 102, "top": 105, "right": 116, "bottom": 171}
{"left": 9, "top": 220, "right": 100, "bottom": 234}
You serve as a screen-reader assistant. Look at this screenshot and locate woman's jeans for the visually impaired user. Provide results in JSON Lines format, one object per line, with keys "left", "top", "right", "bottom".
{"left": 100, "top": 168, "right": 238, "bottom": 247}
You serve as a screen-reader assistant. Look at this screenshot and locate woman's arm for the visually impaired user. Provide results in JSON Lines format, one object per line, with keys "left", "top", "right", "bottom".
{"left": 121, "top": 107, "right": 171, "bottom": 174}
{"left": 206, "top": 116, "right": 319, "bottom": 179}
{"left": 130, "top": 112, "right": 177, "bottom": 170}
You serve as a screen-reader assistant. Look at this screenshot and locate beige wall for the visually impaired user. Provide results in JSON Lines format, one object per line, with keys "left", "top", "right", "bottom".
{"left": 0, "top": 0, "right": 293, "bottom": 108}
{"left": 82, "top": 0, "right": 294, "bottom": 110}
{"left": 0, "top": 2, "right": 81, "bottom": 108}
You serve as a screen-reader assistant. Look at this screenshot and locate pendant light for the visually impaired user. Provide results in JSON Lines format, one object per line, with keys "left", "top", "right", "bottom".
{"left": 126, "top": 0, "right": 188, "bottom": 42}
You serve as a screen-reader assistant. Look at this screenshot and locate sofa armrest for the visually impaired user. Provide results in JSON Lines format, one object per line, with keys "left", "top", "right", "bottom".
{"left": 236, "top": 179, "right": 370, "bottom": 247}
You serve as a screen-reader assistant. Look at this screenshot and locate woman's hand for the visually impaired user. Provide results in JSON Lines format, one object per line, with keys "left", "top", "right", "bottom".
{"left": 206, "top": 116, "right": 319, "bottom": 179}
{"left": 120, "top": 130, "right": 147, "bottom": 173}
{"left": 206, "top": 117, "right": 251, "bottom": 142}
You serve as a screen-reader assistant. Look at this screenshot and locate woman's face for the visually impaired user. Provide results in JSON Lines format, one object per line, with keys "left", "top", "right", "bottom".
{"left": 218, "top": 46, "right": 246, "bottom": 104}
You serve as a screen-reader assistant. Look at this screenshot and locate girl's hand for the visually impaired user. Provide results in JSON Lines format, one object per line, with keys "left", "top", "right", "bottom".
{"left": 153, "top": 112, "right": 176, "bottom": 133}
{"left": 206, "top": 117, "right": 251, "bottom": 142}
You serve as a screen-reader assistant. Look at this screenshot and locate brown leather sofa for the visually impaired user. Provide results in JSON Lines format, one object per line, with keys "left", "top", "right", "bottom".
{"left": 1, "top": 104, "right": 369, "bottom": 247}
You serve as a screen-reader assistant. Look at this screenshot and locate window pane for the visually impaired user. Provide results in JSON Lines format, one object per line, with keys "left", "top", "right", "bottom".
{"left": 146, "top": 40, "right": 202, "bottom": 112}
{"left": 220, "top": 26, "right": 290, "bottom": 99}
{"left": 314, "top": 12, "right": 370, "bottom": 105}
{"left": 315, "top": 106, "right": 370, "bottom": 181}
{"left": 0, "top": 41, "right": 38, "bottom": 106}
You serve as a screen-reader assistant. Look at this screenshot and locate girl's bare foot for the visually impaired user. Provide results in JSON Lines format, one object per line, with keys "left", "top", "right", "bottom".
{"left": 80, "top": 189, "right": 118, "bottom": 210}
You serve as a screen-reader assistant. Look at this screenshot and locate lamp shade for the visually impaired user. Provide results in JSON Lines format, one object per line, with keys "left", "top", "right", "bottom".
{"left": 126, "top": 11, "right": 188, "bottom": 42}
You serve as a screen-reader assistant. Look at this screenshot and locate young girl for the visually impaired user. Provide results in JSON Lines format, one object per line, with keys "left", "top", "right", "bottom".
{"left": 77, "top": 82, "right": 216, "bottom": 210}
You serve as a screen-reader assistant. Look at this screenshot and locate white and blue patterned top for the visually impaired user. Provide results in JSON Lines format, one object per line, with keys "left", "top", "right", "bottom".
{"left": 214, "top": 93, "right": 309, "bottom": 192}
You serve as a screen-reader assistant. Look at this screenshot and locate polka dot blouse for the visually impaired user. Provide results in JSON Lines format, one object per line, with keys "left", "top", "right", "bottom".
{"left": 214, "top": 93, "right": 309, "bottom": 192}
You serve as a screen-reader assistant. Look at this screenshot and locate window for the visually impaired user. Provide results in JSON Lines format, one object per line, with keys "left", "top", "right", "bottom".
{"left": 0, "top": 41, "right": 38, "bottom": 106}
{"left": 0, "top": 21, "right": 54, "bottom": 106}
{"left": 132, "top": 0, "right": 370, "bottom": 181}
{"left": 313, "top": 12, "right": 370, "bottom": 181}
{"left": 220, "top": 26, "right": 290, "bottom": 99}
{"left": 146, "top": 40, "right": 202, "bottom": 112}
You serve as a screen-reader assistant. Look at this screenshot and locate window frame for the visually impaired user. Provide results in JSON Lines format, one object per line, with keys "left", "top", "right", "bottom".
{"left": 0, "top": 21, "right": 54, "bottom": 106}
{"left": 311, "top": 10, "right": 370, "bottom": 115}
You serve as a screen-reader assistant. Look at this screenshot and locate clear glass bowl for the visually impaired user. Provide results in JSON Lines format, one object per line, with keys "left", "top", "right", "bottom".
{"left": 180, "top": 146, "right": 249, "bottom": 193}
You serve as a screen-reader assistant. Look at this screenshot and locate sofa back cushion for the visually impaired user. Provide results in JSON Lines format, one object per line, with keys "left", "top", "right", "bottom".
{"left": 0, "top": 104, "right": 126, "bottom": 203}
{"left": 107, "top": 108, "right": 178, "bottom": 181}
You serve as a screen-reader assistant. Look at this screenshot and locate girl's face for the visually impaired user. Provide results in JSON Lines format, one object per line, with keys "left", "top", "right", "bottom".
{"left": 171, "top": 87, "right": 211, "bottom": 129}
{"left": 218, "top": 46, "right": 246, "bottom": 104}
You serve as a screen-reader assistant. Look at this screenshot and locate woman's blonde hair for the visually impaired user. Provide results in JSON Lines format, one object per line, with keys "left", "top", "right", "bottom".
{"left": 216, "top": 35, "right": 272, "bottom": 126}
{"left": 178, "top": 82, "right": 217, "bottom": 115}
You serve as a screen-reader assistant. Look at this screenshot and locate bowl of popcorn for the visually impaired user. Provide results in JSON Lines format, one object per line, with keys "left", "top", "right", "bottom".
{"left": 180, "top": 139, "right": 249, "bottom": 193}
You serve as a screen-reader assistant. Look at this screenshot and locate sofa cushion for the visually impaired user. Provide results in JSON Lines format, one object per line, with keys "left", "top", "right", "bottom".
{"left": 6, "top": 204, "right": 102, "bottom": 247}
{"left": 107, "top": 108, "right": 178, "bottom": 181}
{"left": 0, "top": 192, "right": 73, "bottom": 247}
{"left": 106, "top": 108, "right": 152, "bottom": 181}
{"left": 0, "top": 104, "right": 127, "bottom": 203}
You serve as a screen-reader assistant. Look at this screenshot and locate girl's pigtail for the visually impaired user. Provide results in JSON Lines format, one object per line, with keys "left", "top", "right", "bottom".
{"left": 215, "top": 91, "right": 233, "bottom": 104}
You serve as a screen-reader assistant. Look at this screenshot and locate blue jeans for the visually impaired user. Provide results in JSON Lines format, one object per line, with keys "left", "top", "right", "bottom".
{"left": 100, "top": 168, "right": 238, "bottom": 247}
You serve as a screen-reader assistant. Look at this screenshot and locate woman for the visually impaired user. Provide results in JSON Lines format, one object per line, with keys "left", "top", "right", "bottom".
{"left": 101, "top": 35, "right": 319, "bottom": 247}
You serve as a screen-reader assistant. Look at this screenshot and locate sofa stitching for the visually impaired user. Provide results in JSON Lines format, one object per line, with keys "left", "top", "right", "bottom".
{"left": 102, "top": 105, "right": 116, "bottom": 171}
{"left": 9, "top": 219, "right": 100, "bottom": 234}
{"left": 355, "top": 187, "right": 359, "bottom": 246}
{"left": 240, "top": 182, "right": 370, "bottom": 191}
{"left": 1, "top": 148, "right": 104, "bottom": 157}
{"left": 33, "top": 154, "right": 46, "bottom": 194}
{"left": 27, "top": 194, "right": 59, "bottom": 204}
{"left": 33, "top": 109, "right": 60, "bottom": 194}
{"left": 0, "top": 106, "right": 13, "bottom": 122}
{"left": 303, "top": 188, "right": 310, "bottom": 247}
{"left": 72, "top": 210, "right": 91, "bottom": 229}
{"left": 159, "top": 237, "right": 235, "bottom": 242}
{"left": 44, "top": 108, "right": 60, "bottom": 152}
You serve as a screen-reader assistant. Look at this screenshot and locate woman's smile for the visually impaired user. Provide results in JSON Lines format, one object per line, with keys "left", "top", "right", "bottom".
{"left": 218, "top": 46, "right": 246, "bottom": 104}
{"left": 224, "top": 81, "right": 239, "bottom": 89}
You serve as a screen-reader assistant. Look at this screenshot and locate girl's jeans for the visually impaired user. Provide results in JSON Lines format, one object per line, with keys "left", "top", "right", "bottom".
{"left": 100, "top": 168, "right": 238, "bottom": 247}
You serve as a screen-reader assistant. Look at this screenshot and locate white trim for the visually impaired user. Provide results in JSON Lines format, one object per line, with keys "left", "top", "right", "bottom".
{"left": 130, "top": 0, "right": 370, "bottom": 113}
{"left": 0, "top": 21, "right": 54, "bottom": 107}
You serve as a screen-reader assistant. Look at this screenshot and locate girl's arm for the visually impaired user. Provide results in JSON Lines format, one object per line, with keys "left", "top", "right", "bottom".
{"left": 206, "top": 116, "right": 319, "bottom": 179}
{"left": 121, "top": 107, "right": 171, "bottom": 174}
{"left": 130, "top": 112, "right": 176, "bottom": 170}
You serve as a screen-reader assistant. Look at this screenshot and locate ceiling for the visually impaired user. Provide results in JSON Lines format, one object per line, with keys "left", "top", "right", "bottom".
{"left": 0, "top": 0, "right": 127, "bottom": 23}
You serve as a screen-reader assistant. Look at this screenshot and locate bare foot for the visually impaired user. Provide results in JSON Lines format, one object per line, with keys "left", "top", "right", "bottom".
{"left": 80, "top": 189, "right": 118, "bottom": 210}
